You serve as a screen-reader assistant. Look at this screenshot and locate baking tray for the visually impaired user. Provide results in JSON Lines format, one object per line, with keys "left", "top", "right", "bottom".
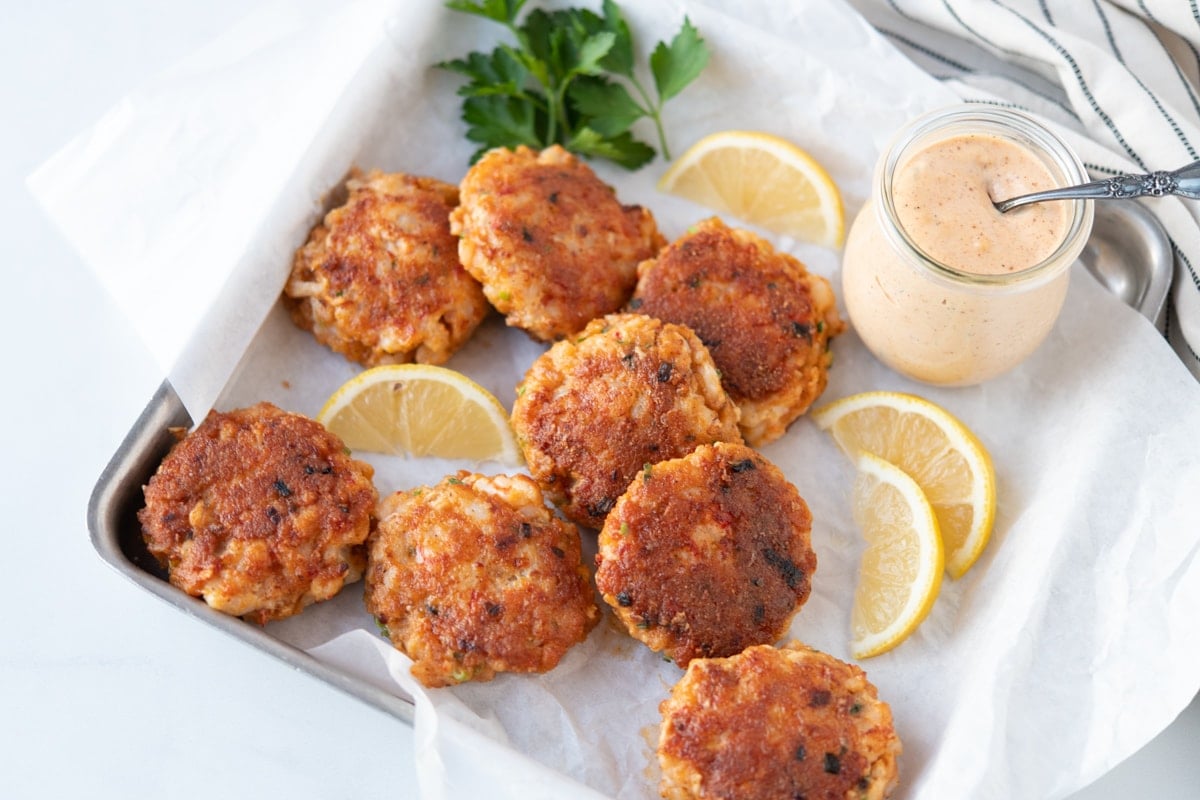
{"left": 84, "top": 198, "right": 1174, "bottom": 732}
{"left": 85, "top": 378, "right": 416, "bottom": 723}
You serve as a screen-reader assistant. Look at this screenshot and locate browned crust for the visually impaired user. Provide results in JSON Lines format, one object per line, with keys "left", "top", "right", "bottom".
{"left": 511, "top": 313, "right": 742, "bottom": 528}
{"left": 451, "top": 145, "right": 665, "bottom": 341}
{"left": 365, "top": 472, "right": 599, "bottom": 687}
{"left": 631, "top": 217, "right": 845, "bottom": 445}
{"left": 595, "top": 442, "right": 815, "bottom": 666}
{"left": 138, "top": 402, "right": 377, "bottom": 624}
{"left": 658, "top": 642, "right": 901, "bottom": 800}
{"left": 284, "top": 170, "right": 488, "bottom": 366}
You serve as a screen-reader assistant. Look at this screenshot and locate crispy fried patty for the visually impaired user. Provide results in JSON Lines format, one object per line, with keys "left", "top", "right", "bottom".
{"left": 631, "top": 217, "right": 845, "bottom": 446}
{"left": 511, "top": 313, "right": 742, "bottom": 528}
{"left": 658, "top": 642, "right": 902, "bottom": 800}
{"left": 284, "top": 169, "right": 489, "bottom": 366}
{"left": 451, "top": 145, "right": 665, "bottom": 341}
{"left": 365, "top": 472, "right": 599, "bottom": 687}
{"left": 595, "top": 442, "right": 815, "bottom": 666}
{"left": 139, "top": 402, "right": 377, "bottom": 625}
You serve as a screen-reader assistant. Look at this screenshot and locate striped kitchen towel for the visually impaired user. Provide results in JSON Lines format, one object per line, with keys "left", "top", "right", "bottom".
{"left": 849, "top": 0, "right": 1200, "bottom": 381}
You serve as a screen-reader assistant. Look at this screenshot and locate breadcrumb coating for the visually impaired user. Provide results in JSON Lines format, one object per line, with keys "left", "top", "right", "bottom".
{"left": 511, "top": 313, "right": 742, "bottom": 528}
{"left": 658, "top": 642, "right": 902, "bottom": 800}
{"left": 139, "top": 402, "right": 377, "bottom": 625}
{"left": 366, "top": 472, "right": 598, "bottom": 687}
{"left": 631, "top": 217, "right": 845, "bottom": 445}
{"left": 285, "top": 169, "right": 488, "bottom": 366}
{"left": 595, "top": 442, "right": 815, "bottom": 666}
{"left": 451, "top": 145, "right": 665, "bottom": 341}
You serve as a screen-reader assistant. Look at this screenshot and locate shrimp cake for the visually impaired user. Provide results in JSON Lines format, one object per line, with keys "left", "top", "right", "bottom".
{"left": 284, "top": 169, "right": 488, "bottom": 366}
{"left": 139, "top": 402, "right": 377, "bottom": 625}
{"left": 658, "top": 642, "right": 902, "bottom": 800}
{"left": 630, "top": 217, "right": 845, "bottom": 446}
{"left": 595, "top": 442, "right": 814, "bottom": 666}
{"left": 511, "top": 313, "right": 742, "bottom": 528}
{"left": 450, "top": 145, "right": 665, "bottom": 341}
{"left": 366, "top": 472, "right": 599, "bottom": 687}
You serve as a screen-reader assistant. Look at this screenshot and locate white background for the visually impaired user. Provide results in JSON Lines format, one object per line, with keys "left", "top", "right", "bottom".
{"left": 2, "top": 2, "right": 1195, "bottom": 798}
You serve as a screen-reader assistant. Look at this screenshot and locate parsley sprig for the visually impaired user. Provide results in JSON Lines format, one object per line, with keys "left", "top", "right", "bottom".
{"left": 440, "top": 0, "right": 709, "bottom": 169}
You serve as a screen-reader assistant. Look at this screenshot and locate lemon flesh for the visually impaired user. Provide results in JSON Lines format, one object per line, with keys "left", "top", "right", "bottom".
{"left": 850, "top": 452, "right": 944, "bottom": 659}
{"left": 657, "top": 130, "right": 845, "bottom": 248}
{"left": 813, "top": 391, "right": 995, "bottom": 578}
{"left": 317, "top": 364, "right": 522, "bottom": 464}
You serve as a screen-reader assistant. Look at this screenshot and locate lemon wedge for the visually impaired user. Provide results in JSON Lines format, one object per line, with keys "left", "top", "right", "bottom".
{"left": 850, "top": 451, "right": 944, "bottom": 659}
{"left": 657, "top": 130, "right": 845, "bottom": 248}
{"left": 317, "top": 364, "right": 522, "bottom": 464}
{"left": 812, "top": 391, "right": 996, "bottom": 579}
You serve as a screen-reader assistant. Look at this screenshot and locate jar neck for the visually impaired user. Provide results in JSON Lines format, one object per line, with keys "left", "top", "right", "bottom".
{"left": 874, "top": 106, "right": 1094, "bottom": 294}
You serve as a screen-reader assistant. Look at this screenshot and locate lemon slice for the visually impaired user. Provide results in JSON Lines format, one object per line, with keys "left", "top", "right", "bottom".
{"left": 812, "top": 391, "right": 996, "bottom": 579}
{"left": 850, "top": 451, "right": 944, "bottom": 659}
{"left": 657, "top": 130, "right": 845, "bottom": 248}
{"left": 317, "top": 364, "right": 522, "bottom": 464}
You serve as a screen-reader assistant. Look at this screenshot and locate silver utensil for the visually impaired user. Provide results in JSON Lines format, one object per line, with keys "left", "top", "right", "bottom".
{"left": 994, "top": 160, "right": 1200, "bottom": 212}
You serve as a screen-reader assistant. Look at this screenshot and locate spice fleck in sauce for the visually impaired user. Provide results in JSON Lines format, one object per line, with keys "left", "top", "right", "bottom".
{"left": 892, "top": 134, "right": 1069, "bottom": 275}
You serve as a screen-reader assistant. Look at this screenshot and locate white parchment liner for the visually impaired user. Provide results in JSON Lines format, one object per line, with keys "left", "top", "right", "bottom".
{"left": 30, "top": 1, "right": 1200, "bottom": 798}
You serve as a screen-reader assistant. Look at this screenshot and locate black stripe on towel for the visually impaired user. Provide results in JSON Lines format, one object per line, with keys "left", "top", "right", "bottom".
{"left": 1092, "top": 0, "right": 1124, "bottom": 62}
{"left": 1136, "top": 0, "right": 1200, "bottom": 120}
{"left": 1038, "top": 0, "right": 1054, "bottom": 26}
{"left": 1089, "top": 0, "right": 1198, "bottom": 159}
{"left": 1178, "top": 244, "right": 1200, "bottom": 293}
{"left": 989, "top": 0, "right": 1146, "bottom": 168}
{"left": 879, "top": 28, "right": 977, "bottom": 72}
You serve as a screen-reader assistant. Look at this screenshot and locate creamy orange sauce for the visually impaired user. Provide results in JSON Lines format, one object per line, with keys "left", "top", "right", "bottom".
{"left": 892, "top": 134, "right": 1070, "bottom": 274}
{"left": 842, "top": 131, "right": 1080, "bottom": 386}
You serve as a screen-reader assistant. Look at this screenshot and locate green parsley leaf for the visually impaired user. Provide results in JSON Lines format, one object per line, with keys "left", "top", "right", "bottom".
{"left": 446, "top": 0, "right": 525, "bottom": 25}
{"left": 573, "top": 31, "right": 617, "bottom": 78}
{"left": 568, "top": 77, "right": 644, "bottom": 136}
{"left": 567, "top": 127, "right": 654, "bottom": 170}
{"left": 597, "top": 0, "right": 635, "bottom": 76}
{"left": 650, "top": 17, "right": 709, "bottom": 103}
{"left": 441, "top": 0, "right": 709, "bottom": 169}
{"left": 461, "top": 93, "right": 543, "bottom": 157}
{"left": 440, "top": 47, "right": 533, "bottom": 101}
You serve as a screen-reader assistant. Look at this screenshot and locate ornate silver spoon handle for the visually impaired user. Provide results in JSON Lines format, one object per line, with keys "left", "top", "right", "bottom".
{"left": 994, "top": 160, "right": 1200, "bottom": 212}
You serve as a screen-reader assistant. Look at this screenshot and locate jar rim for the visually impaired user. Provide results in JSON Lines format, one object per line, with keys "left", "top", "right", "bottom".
{"left": 875, "top": 105, "right": 1095, "bottom": 292}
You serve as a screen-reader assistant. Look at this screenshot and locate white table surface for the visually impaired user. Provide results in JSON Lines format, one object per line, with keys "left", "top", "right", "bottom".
{"left": 3, "top": 2, "right": 1196, "bottom": 798}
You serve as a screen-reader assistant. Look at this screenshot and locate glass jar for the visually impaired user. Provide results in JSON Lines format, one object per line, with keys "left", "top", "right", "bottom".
{"left": 841, "top": 106, "right": 1094, "bottom": 385}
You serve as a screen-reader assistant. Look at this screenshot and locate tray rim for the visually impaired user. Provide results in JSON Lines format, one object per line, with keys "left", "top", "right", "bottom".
{"left": 85, "top": 378, "right": 416, "bottom": 725}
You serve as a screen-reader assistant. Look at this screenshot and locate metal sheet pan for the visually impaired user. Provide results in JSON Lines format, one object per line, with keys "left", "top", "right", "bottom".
{"left": 85, "top": 379, "right": 416, "bottom": 723}
{"left": 85, "top": 198, "right": 1175, "bottom": 730}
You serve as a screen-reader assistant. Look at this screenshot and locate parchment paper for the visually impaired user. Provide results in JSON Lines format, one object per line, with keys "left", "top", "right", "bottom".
{"left": 30, "top": 1, "right": 1200, "bottom": 799}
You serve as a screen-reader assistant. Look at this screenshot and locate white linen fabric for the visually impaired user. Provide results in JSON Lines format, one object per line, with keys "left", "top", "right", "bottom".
{"left": 850, "top": 0, "right": 1200, "bottom": 380}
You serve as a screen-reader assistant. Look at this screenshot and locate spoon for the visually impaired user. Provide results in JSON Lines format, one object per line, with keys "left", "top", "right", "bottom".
{"left": 993, "top": 159, "right": 1200, "bottom": 212}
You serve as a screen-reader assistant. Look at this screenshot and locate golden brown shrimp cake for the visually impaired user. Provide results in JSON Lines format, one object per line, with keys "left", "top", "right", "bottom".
{"left": 450, "top": 145, "right": 665, "bottom": 341}
{"left": 595, "top": 442, "right": 814, "bottom": 667}
{"left": 658, "top": 642, "right": 902, "bottom": 800}
{"left": 138, "top": 402, "right": 377, "bottom": 625}
{"left": 365, "top": 472, "right": 599, "bottom": 688}
{"left": 511, "top": 313, "right": 742, "bottom": 529}
{"left": 630, "top": 217, "right": 845, "bottom": 446}
{"left": 284, "top": 169, "right": 489, "bottom": 367}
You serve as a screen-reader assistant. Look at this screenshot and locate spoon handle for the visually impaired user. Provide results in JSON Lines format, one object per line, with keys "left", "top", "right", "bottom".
{"left": 995, "top": 160, "right": 1200, "bottom": 212}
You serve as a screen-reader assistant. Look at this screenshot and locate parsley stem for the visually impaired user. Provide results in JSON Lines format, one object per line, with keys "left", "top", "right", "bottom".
{"left": 649, "top": 107, "right": 670, "bottom": 160}
{"left": 549, "top": 82, "right": 573, "bottom": 144}
{"left": 628, "top": 75, "right": 671, "bottom": 160}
